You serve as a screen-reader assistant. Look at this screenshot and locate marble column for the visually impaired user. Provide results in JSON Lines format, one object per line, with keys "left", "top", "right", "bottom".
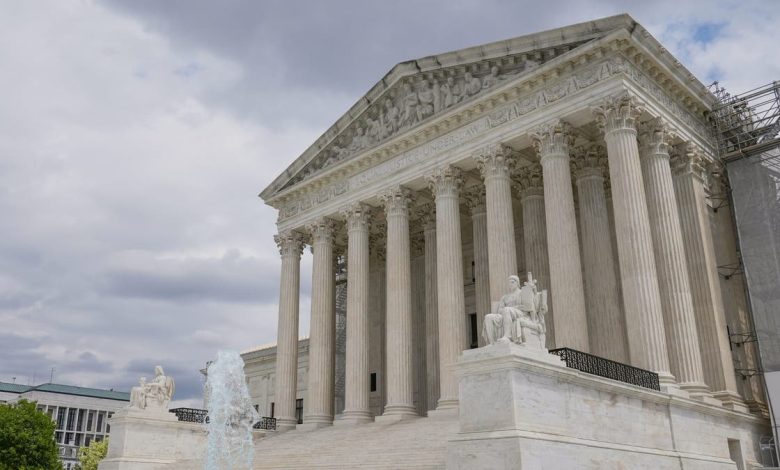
{"left": 303, "top": 218, "right": 336, "bottom": 428}
{"left": 273, "top": 230, "right": 306, "bottom": 431}
{"left": 593, "top": 94, "right": 672, "bottom": 382}
{"left": 514, "top": 164, "right": 554, "bottom": 348}
{"left": 465, "top": 184, "right": 490, "bottom": 347}
{"left": 638, "top": 124, "right": 709, "bottom": 396}
{"left": 426, "top": 166, "right": 467, "bottom": 410}
{"left": 531, "top": 121, "right": 589, "bottom": 352}
{"left": 672, "top": 144, "right": 745, "bottom": 410}
{"left": 572, "top": 145, "right": 628, "bottom": 363}
{"left": 420, "top": 205, "right": 440, "bottom": 411}
{"left": 378, "top": 186, "right": 417, "bottom": 418}
{"left": 341, "top": 203, "right": 373, "bottom": 423}
{"left": 474, "top": 143, "right": 518, "bottom": 301}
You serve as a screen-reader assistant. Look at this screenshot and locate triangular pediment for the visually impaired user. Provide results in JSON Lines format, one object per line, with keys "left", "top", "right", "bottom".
{"left": 260, "top": 14, "right": 637, "bottom": 201}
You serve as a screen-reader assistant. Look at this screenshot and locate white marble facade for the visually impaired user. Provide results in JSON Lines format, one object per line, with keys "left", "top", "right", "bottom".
{"left": 259, "top": 13, "right": 769, "bottom": 435}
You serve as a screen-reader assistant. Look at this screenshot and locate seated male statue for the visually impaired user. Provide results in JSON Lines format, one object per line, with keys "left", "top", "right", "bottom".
{"left": 128, "top": 365, "right": 175, "bottom": 411}
{"left": 483, "top": 273, "right": 548, "bottom": 349}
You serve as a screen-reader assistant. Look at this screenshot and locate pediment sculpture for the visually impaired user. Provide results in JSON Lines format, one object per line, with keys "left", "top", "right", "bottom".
{"left": 284, "top": 58, "right": 545, "bottom": 188}
{"left": 129, "top": 365, "right": 176, "bottom": 412}
{"left": 483, "top": 273, "right": 548, "bottom": 349}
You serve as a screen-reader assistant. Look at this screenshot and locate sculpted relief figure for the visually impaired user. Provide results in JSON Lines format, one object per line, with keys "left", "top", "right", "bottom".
{"left": 381, "top": 98, "right": 400, "bottom": 136}
{"left": 481, "top": 66, "right": 501, "bottom": 89}
{"left": 441, "top": 76, "right": 461, "bottom": 108}
{"left": 463, "top": 72, "right": 482, "bottom": 99}
{"left": 128, "top": 365, "right": 176, "bottom": 412}
{"left": 416, "top": 80, "right": 435, "bottom": 122}
{"left": 399, "top": 82, "right": 420, "bottom": 129}
{"left": 483, "top": 274, "right": 548, "bottom": 349}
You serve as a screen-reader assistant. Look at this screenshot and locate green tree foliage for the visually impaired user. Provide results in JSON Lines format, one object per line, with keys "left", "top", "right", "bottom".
{"left": 78, "top": 438, "right": 109, "bottom": 470}
{"left": 0, "top": 399, "right": 60, "bottom": 470}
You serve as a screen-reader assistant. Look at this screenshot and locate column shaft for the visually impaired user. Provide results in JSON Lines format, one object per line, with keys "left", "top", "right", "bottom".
{"left": 423, "top": 213, "right": 440, "bottom": 411}
{"left": 672, "top": 146, "right": 744, "bottom": 409}
{"left": 573, "top": 148, "right": 628, "bottom": 362}
{"left": 379, "top": 187, "right": 416, "bottom": 417}
{"left": 427, "top": 166, "right": 467, "bottom": 409}
{"left": 532, "top": 121, "right": 589, "bottom": 351}
{"left": 342, "top": 204, "right": 373, "bottom": 422}
{"left": 273, "top": 231, "right": 305, "bottom": 431}
{"left": 475, "top": 144, "right": 518, "bottom": 301}
{"left": 516, "top": 165, "right": 554, "bottom": 347}
{"left": 640, "top": 127, "right": 708, "bottom": 394}
{"left": 304, "top": 219, "right": 336, "bottom": 427}
{"left": 594, "top": 96, "right": 672, "bottom": 380}
{"left": 466, "top": 185, "right": 490, "bottom": 347}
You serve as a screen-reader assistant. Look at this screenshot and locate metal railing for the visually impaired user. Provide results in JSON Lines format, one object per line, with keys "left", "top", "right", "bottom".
{"left": 169, "top": 407, "right": 276, "bottom": 430}
{"left": 252, "top": 417, "right": 277, "bottom": 430}
{"left": 549, "top": 348, "right": 660, "bottom": 391}
{"left": 169, "top": 407, "right": 208, "bottom": 423}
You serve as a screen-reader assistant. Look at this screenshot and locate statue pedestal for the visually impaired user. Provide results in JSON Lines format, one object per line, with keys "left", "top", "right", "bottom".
{"left": 446, "top": 343, "right": 766, "bottom": 470}
{"left": 99, "top": 408, "right": 206, "bottom": 470}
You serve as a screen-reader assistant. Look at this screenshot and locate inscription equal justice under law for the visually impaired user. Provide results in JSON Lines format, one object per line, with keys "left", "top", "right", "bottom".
{"left": 348, "top": 118, "right": 490, "bottom": 188}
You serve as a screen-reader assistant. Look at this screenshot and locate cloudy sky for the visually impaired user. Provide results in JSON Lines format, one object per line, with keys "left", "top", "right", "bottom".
{"left": 1, "top": 0, "right": 778, "bottom": 406}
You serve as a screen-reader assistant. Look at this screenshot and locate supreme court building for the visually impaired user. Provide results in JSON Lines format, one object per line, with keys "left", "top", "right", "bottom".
{"left": 256, "top": 14, "right": 772, "bottom": 461}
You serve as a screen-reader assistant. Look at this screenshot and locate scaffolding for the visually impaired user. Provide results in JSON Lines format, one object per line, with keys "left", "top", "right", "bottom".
{"left": 711, "top": 80, "right": 780, "bottom": 467}
{"left": 710, "top": 80, "right": 780, "bottom": 164}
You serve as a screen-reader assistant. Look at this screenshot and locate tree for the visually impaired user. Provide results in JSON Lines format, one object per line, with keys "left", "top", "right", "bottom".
{"left": 0, "top": 399, "right": 60, "bottom": 470}
{"left": 78, "top": 438, "right": 109, "bottom": 470}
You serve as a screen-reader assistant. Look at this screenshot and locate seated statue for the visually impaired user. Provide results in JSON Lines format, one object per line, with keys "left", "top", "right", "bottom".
{"left": 128, "top": 365, "right": 175, "bottom": 412}
{"left": 483, "top": 273, "right": 548, "bottom": 349}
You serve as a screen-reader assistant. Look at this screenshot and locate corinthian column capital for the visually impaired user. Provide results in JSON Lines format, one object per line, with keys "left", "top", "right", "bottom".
{"left": 463, "top": 184, "right": 487, "bottom": 215}
{"left": 305, "top": 218, "right": 337, "bottom": 245}
{"left": 639, "top": 119, "right": 677, "bottom": 158}
{"left": 671, "top": 142, "right": 707, "bottom": 181}
{"left": 425, "top": 165, "right": 464, "bottom": 199}
{"left": 513, "top": 163, "right": 544, "bottom": 200}
{"left": 571, "top": 144, "right": 608, "bottom": 180}
{"left": 274, "top": 230, "right": 306, "bottom": 258}
{"left": 474, "top": 143, "right": 516, "bottom": 180}
{"left": 593, "top": 93, "right": 645, "bottom": 135}
{"left": 341, "top": 202, "right": 373, "bottom": 233}
{"left": 379, "top": 185, "right": 412, "bottom": 217}
{"left": 530, "top": 119, "right": 573, "bottom": 160}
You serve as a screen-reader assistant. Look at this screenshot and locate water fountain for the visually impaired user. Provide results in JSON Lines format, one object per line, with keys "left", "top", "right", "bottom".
{"left": 204, "top": 350, "right": 260, "bottom": 470}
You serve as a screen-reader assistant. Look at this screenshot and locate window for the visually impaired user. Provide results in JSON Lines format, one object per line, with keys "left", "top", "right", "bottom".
{"left": 86, "top": 411, "right": 94, "bottom": 431}
{"left": 84, "top": 436, "right": 92, "bottom": 447}
{"left": 295, "top": 399, "right": 303, "bottom": 424}
{"left": 77, "top": 409, "right": 85, "bottom": 431}
{"left": 270, "top": 402, "right": 274, "bottom": 418}
{"left": 370, "top": 373, "right": 377, "bottom": 392}
{"left": 55, "top": 431, "right": 63, "bottom": 444}
{"left": 56, "top": 408, "right": 66, "bottom": 429}
{"left": 66, "top": 408, "right": 76, "bottom": 430}
{"left": 469, "top": 313, "right": 478, "bottom": 349}
{"left": 96, "top": 412, "right": 105, "bottom": 433}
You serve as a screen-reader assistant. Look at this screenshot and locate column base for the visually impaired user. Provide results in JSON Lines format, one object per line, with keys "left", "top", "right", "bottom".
{"left": 275, "top": 417, "right": 298, "bottom": 432}
{"left": 375, "top": 405, "right": 418, "bottom": 423}
{"left": 298, "top": 414, "right": 333, "bottom": 431}
{"left": 712, "top": 390, "right": 750, "bottom": 413}
{"left": 435, "top": 398, "right": 459, "bottom": 411}
{"left": 679, "top": 382, "right": 720, "bottom": 405}
{"left": 334, "top": 410, "right": 374, "bottom": 426}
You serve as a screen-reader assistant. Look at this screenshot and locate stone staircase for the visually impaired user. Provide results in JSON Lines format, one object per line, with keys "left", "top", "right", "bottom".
{"left": 252, "top": 412, "right": 459, "bottom": 469}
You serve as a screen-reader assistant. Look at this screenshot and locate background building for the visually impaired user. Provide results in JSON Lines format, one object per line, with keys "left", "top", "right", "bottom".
{"left": 0, "top": 382, "right": 129, "bottom": 470}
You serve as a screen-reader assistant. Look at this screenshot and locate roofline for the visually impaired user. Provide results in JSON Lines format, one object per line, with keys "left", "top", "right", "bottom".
{"left": 12, "top": 383, "right": 130, "bottom": 402}
{"left": 258, "top": 13, "right": 637, "bottom": 201}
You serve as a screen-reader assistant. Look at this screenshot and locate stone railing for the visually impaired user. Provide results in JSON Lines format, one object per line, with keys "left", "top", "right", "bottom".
{"left": 169, "top": 407, "right": 277, "bottom": 430}
{"left": 549, "top": 348, "right": 660, "bottom": 391}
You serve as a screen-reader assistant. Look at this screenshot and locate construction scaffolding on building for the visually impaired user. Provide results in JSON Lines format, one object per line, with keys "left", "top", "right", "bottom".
{"left": 711, "top": 80, "right": 780, "bottom": 466}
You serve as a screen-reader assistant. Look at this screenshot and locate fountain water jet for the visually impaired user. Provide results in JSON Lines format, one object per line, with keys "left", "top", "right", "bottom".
{"left": 204, "top": 350, "right": 259, "bottom": 470}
